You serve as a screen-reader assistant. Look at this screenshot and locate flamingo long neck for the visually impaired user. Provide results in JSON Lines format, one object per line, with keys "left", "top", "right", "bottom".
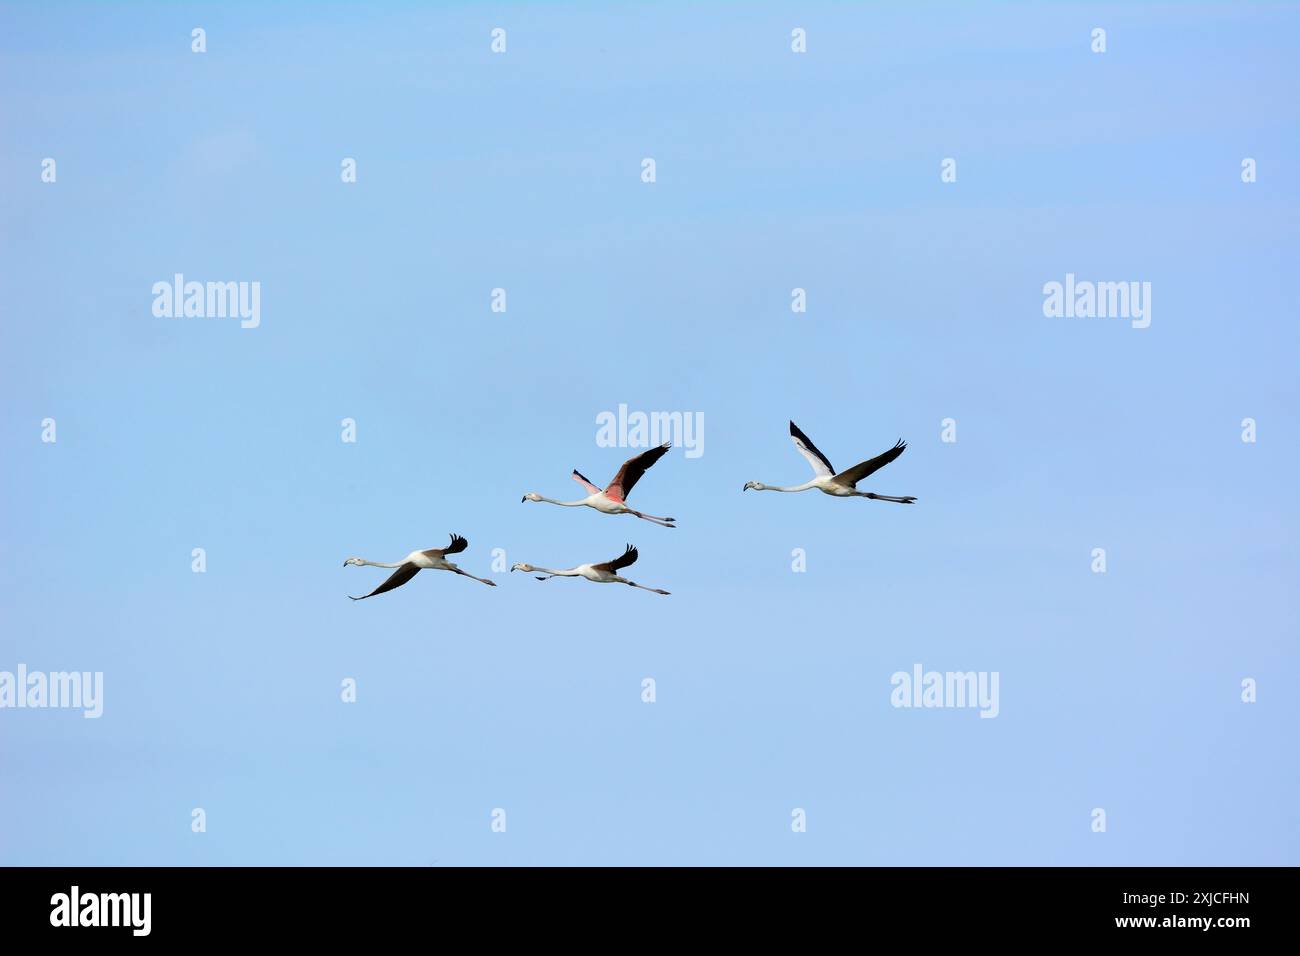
{"left": 539, "top": 496, "right": 587, "bottom": 507}
{"left": 762, "top": 480, "right": 818, "bottom": 492}
{"left": 362, "top": 559, "right": 405, "bottom": 568}
{"left": 536, "top": 567, "right": 580, "bottom": 576}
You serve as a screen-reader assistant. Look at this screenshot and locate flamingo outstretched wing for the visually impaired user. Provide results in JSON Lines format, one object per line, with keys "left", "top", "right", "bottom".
{"left": 350, "top": 563, "right": 420, "bottom": 601}
{"left": 834, "top": 440, "right": 907, "bottom": 487}
{"left": 605, "top": 444, "right": 670, "bottom": 503}
{"left": 423, "top": 533, "right": 468, "bottom": 558}
{"left": 571, "top": 470, "right": 601, "bottom": 495}
{"left": 593, "top": 544, "right": 639, "bottom": 573}
{"left": 789, "top": 421, "right": 835, "bottom": 477}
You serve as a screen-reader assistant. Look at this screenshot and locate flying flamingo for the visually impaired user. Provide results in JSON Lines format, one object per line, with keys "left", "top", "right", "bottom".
{"left": 743, "top": 421, "right": 917, "bottom": 503}
{"left": 521, "top": 443, "right": 677, "bottom": 528}
{"left": 511, "top": 544, "right": 670, "bottom": 595}
{"left": 343, "top": 533, "right": 496, "bottom": 600}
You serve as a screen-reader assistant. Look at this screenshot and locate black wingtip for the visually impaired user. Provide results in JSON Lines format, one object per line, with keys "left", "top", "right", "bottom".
{"left": 348, "top": 595, "right": 364, "bottom": 601}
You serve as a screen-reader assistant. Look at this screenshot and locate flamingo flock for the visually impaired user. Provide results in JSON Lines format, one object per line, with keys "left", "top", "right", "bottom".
{"left": 344, "top": 422, "right": 915, "bottom": 600}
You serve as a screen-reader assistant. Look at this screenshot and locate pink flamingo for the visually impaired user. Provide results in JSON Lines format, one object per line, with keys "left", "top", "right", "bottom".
{"left": 521, "top": 443, "right": 677, "bottom": 528}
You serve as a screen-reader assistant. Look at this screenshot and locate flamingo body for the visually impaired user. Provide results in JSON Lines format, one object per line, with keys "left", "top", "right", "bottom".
{"left": 511, "top": 545, "right": 670, "bottom": 595}
{"left": 522, "top": 443, "right": 677, "bottom": 527}
{"left": 343, "top": 533, "right": 497, "bottom": 600}
{"left": 743, "top": 422, "right": 917, "bottom": 503}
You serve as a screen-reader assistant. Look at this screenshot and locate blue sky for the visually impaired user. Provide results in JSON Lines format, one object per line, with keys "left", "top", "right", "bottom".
{"left": 1, "top": 2, "right": 1296, "bottom": 865}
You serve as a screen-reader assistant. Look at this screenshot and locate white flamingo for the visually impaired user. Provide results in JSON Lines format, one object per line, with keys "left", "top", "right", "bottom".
{"left": 511, "top": 544, "right": 670, "bottom": 595}
{"left": 744, "top": 421, "right": 917, "bottom": 503}
{"left": 343, "top": 533, "right": 496, "bottom": 600}
{"left": 521, "top": 443, "right": 676, "bottom": 527}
